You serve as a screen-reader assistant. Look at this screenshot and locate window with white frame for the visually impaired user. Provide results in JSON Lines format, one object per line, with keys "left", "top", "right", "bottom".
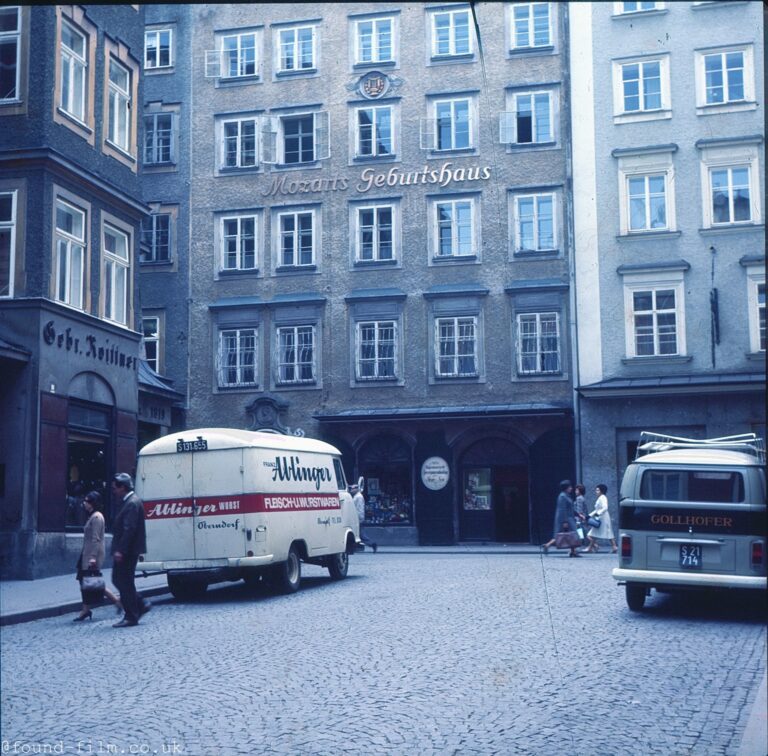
{"left": 695, "top": 45, "right": 754, "bottom": 111}
{"left": 617, "top": 1, "right": 659, "bottom": 13}
{"left": 435, "top": 98, "right": 471, "bottom": 151}
{"left": 356, "top": 205, "right": 394, "bottom": 262}
{"left": 627, "top": 174, "right": 667, "bottom": 231}
{"left": 356, "top": 105, "right": 393, "bottom": 157}
{"left": 142, "top": 315, "right": 161, "bottom": 373}
{"left": 431, "top": 8, "right": 471, "bottom": 57}
{"left": 745, "top": 267, "right": 766, "bottom": 353}
{"left": 613, "top": 57, "right": 670, "bottom": 117}
{"left": 754, "top": 281, "right": 766, "bottom": 352}
{"left": 60, "top": 19, "right": 87, "bottom": 121}
{"left": 141, "top": 213, "right": 171, "bottom": 263}
{"left": 616, "top": 148, "right": 676, "bottom": 235}
{"left": 0, "top": 6, "right": 20, "bottom": 101}
{"left": 218, "top": 327, "right": 258, "bottom": 387}
{"left": 510, "top": 3, "right": 551, "bottom": 49}
{"left": 356, "top": 320, "right": 397, "bottom": 380}
{"left": 278, "top": 211, "right": 314, "bottom": 267}
{"left": 710, "top": 166, "right": 752, "bottom": 225}
{"left": 103, "top": 222, "right": 130, "bottom": 325}
{"left": 278, "top": 25, "right": 315, "bottom": 73}
{"left": 434, "top": 198, "right": 475, "bottom": 258}
{"left": 501, "top": 91, "right": 553, "bottom": 145}
{"left": 513, "top": 193, "right": 555, "bottom": 253}
{"left": 220, "top": 215, "right": 257, "bottom": 271}
{"left": 0, "top": 191, "right": 16, "bottom": 297}
{"left": 222, "top": 32, "right": 257, "bottom": 78}
{"left": 144, "top": 112, "right": 173, "bottom": 164}
{"left": 55, "top": 199, "right": 85, "bottom": 309}
{"left": 277, "top": 325, "right": 315, "bottom": 384}
{"left": 516, "top": 312, "right": 560, "bottom": 374}
{"left": 630, "top": 288, "right": 679, "bottom": 356}
{"left": 144, "top": 29, "right": 172, "bottom": 69}
{"left": 262, "top": 112, "right": 330, "bottom": 165}
{"left": 355, "top": 16, "right": 394, "bottom": 65}
{"left": 222, "top": 117, "right": 258, "bottom": 168}
{"left": 435, "top": 316, "right": 478, "bottom": 377}
{"left": 107, "top": 58, "right": 131, "bottom": 151}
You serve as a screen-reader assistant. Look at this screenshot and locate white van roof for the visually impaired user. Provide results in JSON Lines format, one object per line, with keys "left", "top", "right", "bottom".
{"left": 139, "top": 428, "right": 341, "bottom": 457}
{"left": 634, "top": 448, "right": 762, "bottom": 467}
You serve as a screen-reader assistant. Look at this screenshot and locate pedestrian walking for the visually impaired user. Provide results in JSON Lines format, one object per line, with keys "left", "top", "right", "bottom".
{"left": 73, "top": 490, "right": 122, "bottom": 622}
{"left": 110, "top": 473, "right": 151, "bottom": 627}
{"left": 573, "top": 483, "right": 589, "bottom": 546}
{"left": 351, "top": 483, "right": 377, "bottom": 553}
{"left": 583, "top": 483, "right": 618, "bottom": 553}
{"left": 542, "top": 480, "right": 580, "bottom": 557}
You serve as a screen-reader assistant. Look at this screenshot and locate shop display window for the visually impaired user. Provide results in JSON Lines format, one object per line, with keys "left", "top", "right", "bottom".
{"left": 359, "top": 434, "right": 412, "bottom": 525}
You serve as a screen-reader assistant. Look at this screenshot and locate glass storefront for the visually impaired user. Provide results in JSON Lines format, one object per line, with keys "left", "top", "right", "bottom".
{"left": 358, "top": 434, "right": 413, "bottom": 525}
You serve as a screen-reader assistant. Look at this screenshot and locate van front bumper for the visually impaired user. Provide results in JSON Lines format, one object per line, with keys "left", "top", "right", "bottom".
{"left": 612, "top": 567, "right": 766, "bottom": 590}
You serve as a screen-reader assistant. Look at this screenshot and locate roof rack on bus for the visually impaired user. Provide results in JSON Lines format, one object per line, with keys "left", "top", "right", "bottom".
{"left": 635, "top": 432, "right": 765, "bottom": 463}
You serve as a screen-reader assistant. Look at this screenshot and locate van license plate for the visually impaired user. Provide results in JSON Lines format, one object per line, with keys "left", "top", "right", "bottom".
{"left": 679, "top": 544, "right": 702, "bottom": 569}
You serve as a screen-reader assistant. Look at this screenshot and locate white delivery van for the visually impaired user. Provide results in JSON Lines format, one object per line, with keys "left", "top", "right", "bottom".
{"left": 135, "top": 428, "right": 360, "bottom": 599}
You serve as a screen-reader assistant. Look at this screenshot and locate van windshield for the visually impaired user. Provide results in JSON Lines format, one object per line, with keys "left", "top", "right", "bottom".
{"left": 639, "top": 469, "right": 745, "bottom": 504}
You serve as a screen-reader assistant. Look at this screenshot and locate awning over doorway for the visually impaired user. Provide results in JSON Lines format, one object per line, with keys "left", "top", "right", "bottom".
{"left": 577, "top": 372, "right": 765, "bottom": 398}
{"left": 314, "top": 403, "right": 572, "bottom": 423}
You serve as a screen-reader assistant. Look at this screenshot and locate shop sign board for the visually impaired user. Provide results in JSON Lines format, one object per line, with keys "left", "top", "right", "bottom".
{"left": 421, "top": 457, "right": 450, "bottom": 491}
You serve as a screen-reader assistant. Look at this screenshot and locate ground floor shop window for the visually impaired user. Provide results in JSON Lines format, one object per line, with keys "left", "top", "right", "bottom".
{"left": 359, "top": 434, "right": 412, "bottom": 525}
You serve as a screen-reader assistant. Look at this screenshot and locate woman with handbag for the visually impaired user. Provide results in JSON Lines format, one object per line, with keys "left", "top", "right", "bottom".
{"left": 583, "top": 483, "right": 617, "bottom": 553}
{"left": 542, "top": 480, "right": 581, "bottom": 557}
{"left": 74, "top": 491, "right": 122, "bottom": 621}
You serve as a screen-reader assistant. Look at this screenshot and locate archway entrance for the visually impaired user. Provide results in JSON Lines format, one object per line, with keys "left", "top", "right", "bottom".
{"left": 459, "top": 438, "right": 529, "bottom": 542}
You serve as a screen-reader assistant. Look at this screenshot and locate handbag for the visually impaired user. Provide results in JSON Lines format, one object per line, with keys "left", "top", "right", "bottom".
{"left": 555, "top": 530, "right": 581, "bottom": 549}
{"left": 80, "top": 570, "right": 105, "bottom": 604}
{"left": 587, "top": 516, "right": 602, "bottom": 529}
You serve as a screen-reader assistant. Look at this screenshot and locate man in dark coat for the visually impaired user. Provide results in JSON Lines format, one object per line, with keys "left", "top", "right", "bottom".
{"left": 111, "top": 472, "right": 151, "bottom": 627}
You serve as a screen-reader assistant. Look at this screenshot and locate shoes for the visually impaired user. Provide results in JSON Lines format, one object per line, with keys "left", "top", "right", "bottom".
{"left": 113, "top": 619, "right": 138, "bottom": 628}
{"left": 372, "top": 543, "right": 378, "bottom": 554}
{"left": 580, "top": 548, "right": 592, "bottom": 553}
{"left": 73, "top": 610, "right": 92, "bottom": 622}
{"left": 139, "top": 600, "right": 152, "bottom": 617}
{"left": 569, "top": 552, "right": 582, "bottom": 558}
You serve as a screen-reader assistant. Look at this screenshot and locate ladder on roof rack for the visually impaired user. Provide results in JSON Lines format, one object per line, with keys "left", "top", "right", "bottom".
{"left": 635, "top": 432, "right": 765, "bottom": 463}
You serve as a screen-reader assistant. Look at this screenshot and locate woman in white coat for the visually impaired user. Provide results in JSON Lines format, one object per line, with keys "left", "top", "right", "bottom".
{"left": 583, "top": 483, "right": 617, "bottom": 553}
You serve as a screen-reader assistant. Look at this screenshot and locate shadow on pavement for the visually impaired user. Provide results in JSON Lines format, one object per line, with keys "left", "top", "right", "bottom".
{"left": 633, "top": 589, "right": 768, "bottom": 625}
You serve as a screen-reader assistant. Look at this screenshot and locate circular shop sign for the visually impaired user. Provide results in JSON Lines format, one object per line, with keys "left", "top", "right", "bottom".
{"left": 421, "top": 456, "right": 450, "bottom": 491}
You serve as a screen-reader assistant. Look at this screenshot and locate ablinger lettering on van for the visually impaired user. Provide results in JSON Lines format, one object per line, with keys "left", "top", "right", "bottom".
{"left": 271, "top": 456, "right": 332, "bottom": 490}
{"left": 144, "top": 493, "right": 340, "bottom": 519}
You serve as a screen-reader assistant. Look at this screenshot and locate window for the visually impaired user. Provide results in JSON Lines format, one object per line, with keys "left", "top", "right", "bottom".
{"left": 218, "top": 328, "right": 257, "bottom": 387}
{"left": 501, "top": 91, "right": 553, "bottom": 145}
{"left": 694, "top": 45, "right": 754, "bottom": 112}
{"left": 107, "top": 59, "right": 131, "bottom": 151}
{"left": 618, "top": 1, "right": 659, "bottom": 12}
{"left": 435, "top": 199, "right": 475, "bottom": 258}
{"left": 435, "top": 316, "right": 478, "bottom": 377}
{"left": 622, "top": 61, "right": 660, "bottom": 111}
{"left": 431, "top": 8, "right": 471, "bottom": 57}
{"left": 632, "top": 289, "right": 678, "bottom": 356}
{"left": 141, "top": 213, "right": 171, "bottom": 263}
{"left": 222, "top": 118, "right": 257, "bottom": 168}
{"left": 279, "top": 211, "right": 314, "bottom": 267}
{"left": 357, "top": 321, "right": 397, "bottom": 380}
{"left": 756, "top": 283, "right": 766, "bottom": 352}
{"left": 355, "top": 17, "right": 394, "bottom": 64}
{"left": 516, "top": 312, "right": 560, "bottom": 374}
{"left": 144, "top": 113, "right": 173, "bottom": 164}
{"left": 283, "top": 114, "right": 315, "bottom": 164}
{"left": 510, "top": 3, "right": 551, "bottom": 49}
{"left": 356, "top": 105, "right": 393, "bottom": 158}
{"left": 745, "top": 266, "right": 765, "bottom": 354}
{"left": 220, "top": 215, "right": 257, "bottom": 271}
{"left": 103, "top": 223, "right": 129, "bottom": 325}
{"left": 710, "top": 166, "right": 751, "bottom": 225}
{"left": 142, "top": 316, "right": 160, "bottom": 373}
{"left": 514, "top": 193, "right": 555, "bottom": 253}
{"left": 278, "top": 25, "right": 315, "bottom": 73}
{"left": 60, "top": 20, "right": 86, "bottom": 121}
{"left": 435, "top": 98, "right": 471, "bottom": 151}
{"left": 277, "top": 325, "right": 315, "bottom": 384}
{"left": 356, "top": 205, "right": 393, "bottom": 262}
{"left": 628, "top": 174, "right": 667, "bottom": 231}
{"left": 0, "top": 191, "right": 15, "bottom": 297}
{"left": 261, "top": 112, "right": 330, "bottom": 165}
{"left": 0, "top": 6, "right": 20, "bottom": 101}
{"left": 54, "top": 199, "right": 85, "bottom": 309}
{"left": 144, "top": 29, "right": 172, "bottom": 69}
{"left": 222, "top": 32, "right": 257, "bottom": 78}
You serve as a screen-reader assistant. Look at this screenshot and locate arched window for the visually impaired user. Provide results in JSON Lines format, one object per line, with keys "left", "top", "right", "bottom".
{"left": 358, "top": 434, "right": 412, "bottom": 525}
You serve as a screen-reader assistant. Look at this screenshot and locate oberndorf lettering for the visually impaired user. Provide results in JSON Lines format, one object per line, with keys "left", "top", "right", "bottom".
{"left": 42, "top": 321, "right": 137, "bottom": 371}
{"left": 271, "top": 455, "right": 332, "bottom": 491}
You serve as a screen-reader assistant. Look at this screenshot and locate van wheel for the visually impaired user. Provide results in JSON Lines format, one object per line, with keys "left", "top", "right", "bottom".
{"left": 273, "top": 546, "right": 301, "bottom": 594}
{"left": 168, "top": 574, "right": 208, "bottom": 601}
{"left": 626, "top": 584, "right": 646, "bottom": 611}
{"left": 327, "top": 552, "right": 349, "bottom": 580}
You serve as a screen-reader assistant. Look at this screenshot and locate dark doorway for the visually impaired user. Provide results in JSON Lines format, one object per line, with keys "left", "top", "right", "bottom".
{"left": 65, "top": 435, "right": 108, "bottom": 530}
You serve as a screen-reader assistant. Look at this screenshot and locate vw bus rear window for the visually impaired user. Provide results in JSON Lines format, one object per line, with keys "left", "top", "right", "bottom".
{"left": 639, "top": 469, "right": 745, "bottom": 504}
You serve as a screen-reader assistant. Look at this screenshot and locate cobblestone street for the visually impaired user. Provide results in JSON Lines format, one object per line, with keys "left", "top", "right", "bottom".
{"left": 2, "top": 552, "right": 765, "bottom": 756}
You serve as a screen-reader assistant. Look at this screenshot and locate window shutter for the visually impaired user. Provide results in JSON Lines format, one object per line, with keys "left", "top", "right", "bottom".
{"left": 205, "top": 49, "right": 222, "bottom": 78}
{"left": 392, "top": 320, "right": 400, "bottom": 378}
{"left": 260, "top": 116, "right": 278, "bottom": 164}
{"left": 315, "top": 110, "right": 330, "bottom": 160}
{"left": 499, "top": 111, "right": 516, "bottom": 144}
{"left": 419, "top": 117, "right": 436, "bottom": 150}
{"left": 169, "top": 114, "right": 177, "bottom": 163}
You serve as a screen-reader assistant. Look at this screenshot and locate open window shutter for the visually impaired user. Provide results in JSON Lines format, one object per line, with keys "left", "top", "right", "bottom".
{"left": 260, "top": 116, "right": 278, "bottom": 164}
{"left": 205, "top": 49, "right": 222, "bottom": 78}
{"left": 315, "top": 111, "right": 330, "bottom": 160}
{"left": 170, "top": 114, "right": 177, "bottom": 163}
{"left": 392, "top": 320, "right": 400, "bottom": 378}
{"left": 419, "top": 117, "right": 436, "bottom": 150}
{"left": 499, "top": 111, "right": 515, "bottom": 144}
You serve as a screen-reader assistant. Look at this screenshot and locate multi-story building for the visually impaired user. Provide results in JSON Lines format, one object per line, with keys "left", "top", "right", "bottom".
{"left": 0, "top": 5, "right": 177, "bottom": 578}
{"left": 185, "top": 2, "right": 577, "bottom": 545}
{"left": 570, "top": 1, "right": 765, "bottom": 512}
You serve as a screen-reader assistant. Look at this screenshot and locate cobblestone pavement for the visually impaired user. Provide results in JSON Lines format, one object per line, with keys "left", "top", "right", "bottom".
{"left": 1, "top": 552, "right": 765, "bottom": 756}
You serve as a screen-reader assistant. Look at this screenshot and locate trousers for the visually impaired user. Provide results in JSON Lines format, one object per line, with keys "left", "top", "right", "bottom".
{"left": 112, "top": 553, "right": 141, "bottom": 622}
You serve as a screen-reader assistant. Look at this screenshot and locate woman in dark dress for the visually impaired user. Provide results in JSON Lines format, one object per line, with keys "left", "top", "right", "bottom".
{"left": 541, "top": 480, "right": 580, "bottom": 557}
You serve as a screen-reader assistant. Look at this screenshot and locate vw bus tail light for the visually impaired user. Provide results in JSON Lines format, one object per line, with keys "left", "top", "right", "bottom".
{"left": 751, "top": 541, "right": 764, "bottom": 567}
{"left": 621, "top": 535, "right": 632, "bottom": 559}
